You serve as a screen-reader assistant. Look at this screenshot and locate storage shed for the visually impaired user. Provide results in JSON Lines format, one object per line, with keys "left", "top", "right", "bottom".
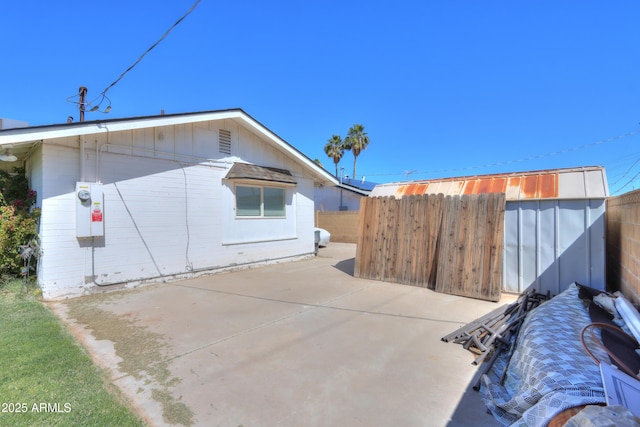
{"left": 370, "top": 166, "right": 608, "bottom": 295}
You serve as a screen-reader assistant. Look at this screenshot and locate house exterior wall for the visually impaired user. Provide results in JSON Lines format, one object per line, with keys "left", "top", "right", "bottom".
{"left": 36, "top": 119, "right": 316, "bottom": 299}
{"left": 315, "top": 210, "right": 360, "bottom": 243}
{"left": 314, "top": 186, "right": 362, "bottom": 211}
{"left": 503, "top": 199, "right": 606, "bottom": 294}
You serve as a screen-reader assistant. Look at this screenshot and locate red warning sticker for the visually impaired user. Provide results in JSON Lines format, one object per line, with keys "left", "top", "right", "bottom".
{"left": 92, "top": 209, "right": 103, "bottom": 222}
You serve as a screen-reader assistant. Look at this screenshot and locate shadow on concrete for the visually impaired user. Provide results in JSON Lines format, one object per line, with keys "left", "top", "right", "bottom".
{"left": 333, "top": 257, "right": 355, "bottom": 276}
{"left": 447, "top": 383, "right": 499, "bottom": 427}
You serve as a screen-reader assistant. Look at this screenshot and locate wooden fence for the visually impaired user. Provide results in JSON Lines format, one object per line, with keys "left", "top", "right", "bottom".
{"left": 355, "top": 193, "right": 506, "bottom": 301}
{"left": 606, "top": 189, "right": 640, "bottom": 305}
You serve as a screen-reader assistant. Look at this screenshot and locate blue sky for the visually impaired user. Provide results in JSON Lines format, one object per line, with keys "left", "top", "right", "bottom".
{"left": 1, "top": 1, "right": 639, "bottom": 194}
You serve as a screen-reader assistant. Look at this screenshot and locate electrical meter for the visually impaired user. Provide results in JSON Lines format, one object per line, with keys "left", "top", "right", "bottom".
{"left": 78, "top": 189, "right": 91, "bottom": 202}
{"left": 76, "top": 182, "right": 104, "bottom": 237}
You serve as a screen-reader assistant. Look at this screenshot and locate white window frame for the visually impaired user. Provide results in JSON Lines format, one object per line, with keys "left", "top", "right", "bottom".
{"left": 235, "top": 184, "right": 286, "bottom": 218}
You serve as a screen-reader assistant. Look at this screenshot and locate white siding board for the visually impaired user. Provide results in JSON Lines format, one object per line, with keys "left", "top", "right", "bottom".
{"left": 503, "top": 199, "right": 606, "bottom": 294}
{"left": 435, "top": 182, "right": 455, "bottom": 196}
{"left": 43, "top": 145, "right": 80, "bottom": 194}
{"left": 558, "top": 200, "right": 587, "bottom": 288}
{"left": 314, "top": 186, "right": 363, "bottom": 211}
{"left": 370, "top": 185, "right": 396, "bottom": 197}
{"left": 589, "top": 199, "right": 606, "bottom": 285}
{"left": 296, "top": 179, "right": 315, "bottom": 250}
{"left": 503, "top": 205, "right": 519, "bottom": 293}
{"left": 520, "top": 204, "right": 537, "bottom": 293}
{"left": 537, "top": 201, "right": 560, "bottom": 294}
{"left": 104, "top": 130, "right": 133, "bottom": 157}
{"left": 558, "top": 172, "right": 586, "bottom": 199}
{"left": 131, "top": 128, "right": 155, "bottom": 156}
{"left": 585, "top": 169, "right": 608, "bottom": 198}
{"left": 174, "top": 123, "right": 193, "bottom": 158}
{"left": 154, "top": 126, "right": 175, "bottom": 159}
{"left": 193, "top": 126, "right": 215, "bottom": 159}
{"left": 505, "top": 182, "right": 522, "bottom": 200}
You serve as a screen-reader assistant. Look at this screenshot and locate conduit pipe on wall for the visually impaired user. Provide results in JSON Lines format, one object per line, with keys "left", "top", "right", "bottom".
{"left": 79, "top": 137, "right": 85, "bottom": 181}
{"left": 95, "top": 142, "right": 232, "bottom": 182}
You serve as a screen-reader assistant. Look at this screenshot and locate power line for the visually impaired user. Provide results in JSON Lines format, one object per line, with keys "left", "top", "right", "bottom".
{"left": 67, "top": 0, "right": 202, "bottom": 115}
{"left": 613, "top": 168, "right": 640, "bottom": 194}
{"left": 100, "top": 0, "right": 202, "bottom": 99}
{"left": 364, "top": 129, "right": 640, "bottom": 178}
{"left": 609, "top": 156, "right": 640, "bottom": 188}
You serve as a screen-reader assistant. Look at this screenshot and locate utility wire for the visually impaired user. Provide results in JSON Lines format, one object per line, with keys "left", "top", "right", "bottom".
{"left": 75, "top": 0, "right": 202, "bottom": 110}
{"left": 613, "top": 168, "right": 640, "bottom": 194}
{"left": 609, "top": 156, "right": 640, "bottom": 188}
{"left": 365, "top": 129, "right": 640, "bottom": 178}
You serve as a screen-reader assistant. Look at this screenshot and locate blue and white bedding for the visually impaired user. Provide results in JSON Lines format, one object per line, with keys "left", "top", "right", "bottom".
{"left": 480, "top": 284, "right": 608, "bottom": 427}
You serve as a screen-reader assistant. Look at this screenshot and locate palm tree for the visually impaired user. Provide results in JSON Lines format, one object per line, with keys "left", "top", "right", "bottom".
{"left": 324, "top": 135, "right": 344, "bottom": 178}
{"left": 343, "top": 124, "right": 370, "bottom": 180}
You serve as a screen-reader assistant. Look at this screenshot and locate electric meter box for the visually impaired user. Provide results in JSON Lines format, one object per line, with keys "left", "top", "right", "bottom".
{"left": 76, "top": 182, "right": 104, "bottom": 238}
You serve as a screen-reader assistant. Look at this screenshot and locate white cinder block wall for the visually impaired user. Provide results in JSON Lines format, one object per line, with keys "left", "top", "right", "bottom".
{"left": 36, "top": 119, "right": 317, "bottom": 299}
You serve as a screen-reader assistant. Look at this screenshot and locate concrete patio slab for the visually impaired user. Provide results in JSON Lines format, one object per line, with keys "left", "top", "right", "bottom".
{"left": 49, "top": 243, "right": 512, "bottom": 426}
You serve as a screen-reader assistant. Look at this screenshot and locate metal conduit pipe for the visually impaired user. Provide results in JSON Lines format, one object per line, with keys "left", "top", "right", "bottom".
{"left": 96, "top": 142, "right": 232, "bottom": 183}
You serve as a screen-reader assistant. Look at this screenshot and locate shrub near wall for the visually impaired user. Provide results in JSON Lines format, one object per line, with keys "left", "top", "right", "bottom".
{"left": 0, "top": 167, "right": 39, "bottom": 277}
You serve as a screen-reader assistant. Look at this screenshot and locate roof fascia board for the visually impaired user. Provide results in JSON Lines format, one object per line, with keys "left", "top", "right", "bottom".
{"left": 0, "top": 110, "right": 244, "bottom": 145}
{"left": 0, "top": 109, "right": 339, "bottom": 186}
{"left": 337, "top": 184, "right": 370, "bottom": 196}
{"left": 237, "top": 113, "right": 338, "bottom": 185}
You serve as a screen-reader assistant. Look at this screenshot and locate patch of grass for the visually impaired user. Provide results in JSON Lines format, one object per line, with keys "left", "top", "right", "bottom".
{"left": 0, "top": 279, "right": 144, "bottom": 427}
{"left": 66, "top": 295, "right": 194, "bottom": 426}
{"left": 151, "top": 388, "right": 194, "bottom": 426}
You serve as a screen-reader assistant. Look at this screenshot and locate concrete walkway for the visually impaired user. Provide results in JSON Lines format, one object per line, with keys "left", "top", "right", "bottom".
{"left": 50, "top": 243, "right": 509, "bottom": 427}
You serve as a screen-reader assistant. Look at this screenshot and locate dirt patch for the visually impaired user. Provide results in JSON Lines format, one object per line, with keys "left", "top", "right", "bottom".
{"left": 65, "top": 293, "right": 194, "bottom": 426}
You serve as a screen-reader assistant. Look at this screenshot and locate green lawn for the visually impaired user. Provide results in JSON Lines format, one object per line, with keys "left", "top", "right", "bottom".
{"left": 0, "top": 280, "right": 144, "bottom": 427}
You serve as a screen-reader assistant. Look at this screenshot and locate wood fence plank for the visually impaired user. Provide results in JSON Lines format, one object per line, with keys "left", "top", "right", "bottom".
{"left": 426, "top": 194, "right": 444, "bottom": 289}
{"left": 354, "top": 193, "right": 506, "bottom": 301}
{"left": 414, "top": 195, "right": 427, "bottom": 286}
{"left": 398, "top": 195, "right": 418, "bottom": 285}
{"left": 455, "top": 195, "right": 470, "bottom": 296}
{"left": 385, "top": 197, "right": 399, "bottom": 282}
{"left": 354, "top": 197, "right": 368, "bottom": 277}
{"left": 461, "top": 195, "right": 476, "bottom": 297}
{"left": 410, "top": 195, "right": 422, "bottom": 285}
{"left": 436, "top": 196, "right": 456, "bottom": 295}
{"left": 488, "top": 193, "right": 505, "bottom": 301}
{"left": 369, "top": 197, "right": 382, "bottom": 280}
{"left": 470, "top": 194, "right": 488, "bottom": 299}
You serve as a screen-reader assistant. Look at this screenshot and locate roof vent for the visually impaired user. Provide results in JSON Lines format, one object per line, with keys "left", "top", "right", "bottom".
{"left": 219, "top": 129, "right": 231, "bottom": 155}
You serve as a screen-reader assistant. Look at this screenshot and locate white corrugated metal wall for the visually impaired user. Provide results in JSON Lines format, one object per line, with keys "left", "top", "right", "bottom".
{"left": 503, "top": 199, "right": 606, "bottom": 294}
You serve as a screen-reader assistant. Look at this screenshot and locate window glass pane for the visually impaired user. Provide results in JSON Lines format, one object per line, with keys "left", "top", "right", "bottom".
{"left": 236, "top": 186, "right": 261, "bottom": 216}
{"left": 264, "top": 187, "right": 285, "bottom": 217}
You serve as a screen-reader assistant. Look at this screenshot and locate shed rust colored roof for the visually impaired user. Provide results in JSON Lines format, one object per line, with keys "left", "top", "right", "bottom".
{"left": 371, "top": 166, "right": 608, "bottom": 200}
{"left": 395, "top": 172, "right": 558, "bottom": 198}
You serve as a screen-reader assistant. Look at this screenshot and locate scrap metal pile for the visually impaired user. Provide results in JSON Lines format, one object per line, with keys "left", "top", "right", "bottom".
{"left": 441, "top": 290, "right": 550, "bottom": 390}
